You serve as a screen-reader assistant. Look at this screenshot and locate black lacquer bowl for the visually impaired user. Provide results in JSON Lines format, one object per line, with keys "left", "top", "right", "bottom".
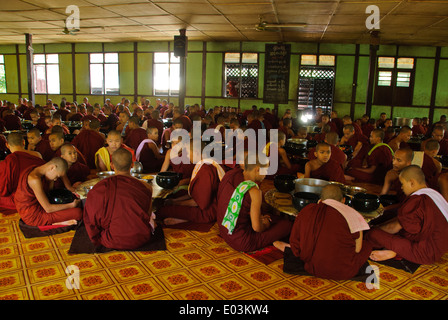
{"left": 156, "top": 171, "right": 183, "bottom": 189}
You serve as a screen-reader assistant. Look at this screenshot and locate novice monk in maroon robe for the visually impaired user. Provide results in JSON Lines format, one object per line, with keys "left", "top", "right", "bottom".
{"left": 136, "top": 126, "right": 164, "bottom": 173}
{"left": 14, "top": 158, "right": 82, "bottom": 226}
{"left": 415, "top": 139, "right": 442, "bottom": 190}
{"left": 346, "top": 129, "right": 393, "bottom": 185}
{"left": 264, "top": 131, "right": 300, "bottom": 178}
{"left": 95, "top": 130, "right": 136, "bottom": 172}
{"left": 340, "top": 124, "right": 370, "bottom": 169}
{"left": 54, "top": 144, "right": 90, "bottom": 190}
{"left": 367, "top": 165, "right": 448, "bottom": 265}
{"left": 49, "top": 131, "right": 87, "bottom": 166}
{"left": 380, "top": 148, "right": 413, "bottom": 203}
{"left": 274, "top": 185, "right": 372, "bottom": 280}
{"left": 27, "top": 128, "right": 54, "bottom": 162}
{"left": 0, "top": 133, "right": 45, "bottom": 213}
{"left": 83, "top": 148, "right": 155, "bottom": 250}
{"left": 304, "top": 142, "right": 345, "bottom": 183}
{"left": 124, "top": 116, "right": 148, "bottom": 151}
{"left": 71, "top": 121, "right": 105, "bottom": 170}
{"left": 308, "top": 132, "right": 346, "bottom": 168}
{"left": 217, "top": 155, "right": 293, "bottom": 252}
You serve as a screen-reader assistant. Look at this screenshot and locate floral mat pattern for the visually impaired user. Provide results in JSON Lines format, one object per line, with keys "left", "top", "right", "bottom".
{"left": 1, "top": 211, "right": 448, "bottom": 301}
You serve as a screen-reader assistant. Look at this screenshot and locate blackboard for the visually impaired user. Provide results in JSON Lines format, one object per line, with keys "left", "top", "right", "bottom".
{"left": 263, "top": 44, "right": 291, "bottom": 104}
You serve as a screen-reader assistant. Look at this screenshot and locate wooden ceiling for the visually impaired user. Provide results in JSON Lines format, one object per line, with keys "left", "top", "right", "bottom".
{"left": 1, "top": 0, "right": 447, "bottom": 46}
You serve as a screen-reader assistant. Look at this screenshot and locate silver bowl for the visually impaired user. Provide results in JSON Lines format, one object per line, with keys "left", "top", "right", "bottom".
{"left": 97, "top": 171, "right": 115, "bottom": 179}
{"left": 346, "top": 185, "right": 368, "bottom": 196}
{"left": 294, "top": 178, "right": 330, "bottom": 195}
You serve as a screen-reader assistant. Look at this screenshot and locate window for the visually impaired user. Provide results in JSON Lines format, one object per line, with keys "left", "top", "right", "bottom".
{"left": 224, "top": 52, "right": 258, "bottom": 98}
{"left": 374, "top": 56, "right": 415, "bottom": 106}
{"left": 90, "top": 53, "right": 119, "bottom": 95}
{"left": 298, "top": 55, "right": 335, "bottom": 113}
{"left": 153, "top": 52, "right": 179, "bottom": 96}
{"left": 33, "top": 54, "right": 60, "bottom": 94}
{"left": 0, "top": 55, "right": 5, "bottom": 93}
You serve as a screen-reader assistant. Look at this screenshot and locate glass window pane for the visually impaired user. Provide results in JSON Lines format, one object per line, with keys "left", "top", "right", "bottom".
{"left": 170, "top": 52, "right": 180, "bottom": 63}
{"left": 105, "top": 53, "right": 118, "bottom": 63}
{"left": 90, "top": 64, "right": 104, "bottom": 94}
{"left": 154, "top": 52, "right": 169, "bottom": 63}
{"left": 34, "top": 64, "right": 46, "bottom": 93}
{"left": 397, "top": 58, "right": 414, "bottom": 69}
{"left": 378, "top": 57, "right": 395, "bottom": 68}
{"left": 46, "top": 54, "right": 58, "bottom": 64}
{"left": 378, "top": 71, "right": 392, "bottom": 86}
{"left": 225, "top": 53, "right": 240, "bottom": 63}
{"left": 33, "top": 54, "right": 45, "bottom": 64}
{"left": 154, "top": 64, "right": 169, "bottom": 94}
{"left": 396, "top": 72, "right": 411, "bottom": 87}
{"left": 169, "top": 63, "right": 180, "bottom": 95}
{"left": 0, "top": 65, "right": 6, "bottom": 93}
{"left": 301, "top": 55, "right": 317, "bottom": 65}
{"left": 319, "top": 55, "right": 335, "bottom": 66}
{"left": 90, "top": 53, "right": 103, "bottom": 63}
{"left": 242, "top": 53, "right": 257, "bottom": 64}
{"left": 105, "top": 64, "right": 119, "bottom": 95}
{"left": 0, "top": 55, "right": 4, "bottom": 64}
{"left": 46, "top": 64, "right": 60, "bottom": 94}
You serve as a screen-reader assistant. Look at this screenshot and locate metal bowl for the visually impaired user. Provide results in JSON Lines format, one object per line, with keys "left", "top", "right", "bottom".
{"left": 97, "top": 171, "right": 115, "bottom": 179}
{"left": 346, "top": 185, "right": 368, "bottom": 196}
{"left": 295, "top": 178, "right": 329, "bottom": 195}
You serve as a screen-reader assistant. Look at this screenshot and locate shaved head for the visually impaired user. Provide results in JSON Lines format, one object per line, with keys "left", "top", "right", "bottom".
{"left": 48, "top": 157, "right": 68, "bottom": 173}
{"left": 112, "top": 147, "right": 133, "bottom": 172}
{"left": 425, "top": 139, "right": 440, "bottom": 152}
{"left": 6, "top": 132, "right": 24, "bottom": 147}
{"left": 60, "top": 143, "right": 76, "bottom": 155}
{"left": 107, "top": 130, "right": 121, "bottom": 139}
{"left": 399, "top": 165, "right": 426, "bottom": 185}
{"left": 320, "top": 184, "right": 344, "bottom": 202}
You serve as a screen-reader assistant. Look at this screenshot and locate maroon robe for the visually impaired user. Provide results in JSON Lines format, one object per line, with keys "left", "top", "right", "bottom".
{"left": 216, "top": 168, "right": 293, "bottom": 252}
{"left": 345, "top": 134, "right": 370, "bottom": 169}
{"left": 146, "top": 119, "right": 164, "bottom": 144}
{"left": 54, "top": 145, "right": 87, "bottom": 166}
{"left": 83, "top": 175, "right": 153, "bottom": 250}
{"left": 310, "top": 159, "right": 346, "bottom": 183}
{"left": 34, "top": 139, "right": 54, "bottom": 162}
{"left": 124, "top": 127, "right": 147, "bottom": 151}
{"left": 67, "top": 112, "right": 83, "bottom": 122}
{"left": 308, "top": 145, "right": 346, "bottom": 168}
{"left": 361, "top": 123, "right": 375, "bottom": 139}
{"left": 348, "top": 145, "right": 393, "bottom": 185}
{"left": 71, "top": 130, "right": 105, "bottom": 169}
{"left": 290, "top": 202, "right": 372, "bottom": 280}
{"left": 421, "top": 153, "right": 440, "bottom": 190}
{"left": 54, "top": 161, "right": 90, "bottom": 190}
{"left": 54, "top": 108, "right": 70, "bottom": 121}
{"left": 138, "top": 142, "right": 164, "bottom": 173}
{"left": 3, "top": 114, "right": 22, "bottom": 131}
{"left": 411, "top": 124, "right": 425, "bottom": 136}
{"left": 0, "top": 152, "right": 45, "bottom": 213}
{"left": 179, "top": 115, "right": 192, "bottom": 132}
{"left": 366, "top": 194, "right": 448, "bottom": 265}
{"left": 157, "top": 163, "right": 221, "bottom": 223}
{"left": 14, "top": 165, "right": 82, "bottom": 226}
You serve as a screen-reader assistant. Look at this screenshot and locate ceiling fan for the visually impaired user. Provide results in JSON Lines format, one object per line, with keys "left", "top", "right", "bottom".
{"left": 251, "top": 17, "right": 307, "bottom": 32}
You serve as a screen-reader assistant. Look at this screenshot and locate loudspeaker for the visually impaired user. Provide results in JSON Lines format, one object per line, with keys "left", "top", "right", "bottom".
{"left": 174, "top": 35, "right": 187, "bottom": 57}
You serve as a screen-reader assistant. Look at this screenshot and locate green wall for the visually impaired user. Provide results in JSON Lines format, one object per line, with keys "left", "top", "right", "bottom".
{"left": 0, "top": 41, "right": 447, "bottom": 123}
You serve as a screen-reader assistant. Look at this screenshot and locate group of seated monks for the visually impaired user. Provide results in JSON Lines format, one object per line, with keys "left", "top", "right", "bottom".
{"left": 0, "top": 97, "right": 447, "bottom": 281}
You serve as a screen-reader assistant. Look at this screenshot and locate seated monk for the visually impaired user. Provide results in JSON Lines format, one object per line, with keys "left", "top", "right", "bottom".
{"left": 342, "top": 115, "right": 364, "bottom": 138}
{"left": 124, "top": 116, "right": 148, "bottom": 151}
{"left": 0, "top": 133, "right": 45, "bottom": 213}
{"left": 421, "top": 125, "right": 448, "bottom": 155}
{"left": 161, "top": 118, "right": 183, "bottom": 151}
{"left": 54, "top": 144, "right": 90, "bottom": 190}
{"left": 366, "top": 165, "right": 448, "bottom": 265}
{"left": 44, "top": 114, "right": 70, "bottom": 136}
{"left": 308, "top": 131, "right": 346, "bottom": 168}
{"left": 388, "top": 126, "right": 411, "bottom": 153}
{"left": 136, "top": 126, "right": 164, "bottom": 173}
{"left": 274, "top": 185, "right": 372, "bottom": 281}
{"left": 380, "top": 148, "right": 413, "bottom": 203}
{"left": 14, "top": 157, "right": 82, "bottom": 226}
{"left": 411, "top": 118, "right": 425, "bottom": 137}
{"left": 95, "top": 130, "right": 136, "bottom": 172}
{"left": 340, "top": 124, "right": 370, "bottom": 169}
{"left": 264, "top": 131, "right": 300, "bottom": 177}
{"left": 3, "top": 109, "right": 22, "bottom": 131}
{"left": 346, "top": 129, "right": 394, "bottom": 185}
{"left": 304, "top": 142, "right": 345, "bottom": 183}
{"left": 217, "top": 153, "right": 293, "bottom": 252}
{"left": 157, "top": 143, "right": 226, "bottom": 226}
{"left": 412, "top": 139, "right": 442, "bottom": 190}
{"left": 71, "top": 119, "right": 105, "bottom": 170}
{"left": 116, "top": 110, "right": 131, "bottom": 137}
{"left": 278, "top": 118, "right": 295, "bottom": 140}
{"left": 49, "top": 130, "right": 87, "bottom": 166}
{"left": 83, "top": 148, "right": 155, "bottom": 250}
{"left": 27, "top": 128, "right": 54, "bottom": 162}
{"left": 160, "top": 138, "right": 195, "bottom": 187}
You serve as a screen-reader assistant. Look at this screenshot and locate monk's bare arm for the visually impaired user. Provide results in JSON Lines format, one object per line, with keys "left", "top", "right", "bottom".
{"left": 249, "top": 188, "right": 270, "bottom": 233}
{"left": 303, "top": 162, "right": 311, "bottom": 178}
{"left": 96, "top": 155, "right": 108, "bottom": 172}
{"left": 355, "top": 231, "right": 363, "bottom": 253}
{"left": 380, "top": 170, "right": 396, "bottom": 195}
{"left": 279, "top": 148, "right": 292, "bottom": 169}
{"left": 160, "top": 150, "right": 171, "bottom": 172}
{"left": 28, "top": 174, "right": 79, "bottom": 213}
{"left": 351, "top": 141, "right": 363, "bottom": 158}
{"left": 61, "top": 174, "right": 76, "bottom": 192}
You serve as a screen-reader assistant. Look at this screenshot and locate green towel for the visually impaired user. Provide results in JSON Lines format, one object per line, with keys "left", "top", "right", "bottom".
{"left": 368, "top": 143, "right": 394, "bottom": 156}
{"left": 221, "top": 180, "right": 259, "bottom": 235}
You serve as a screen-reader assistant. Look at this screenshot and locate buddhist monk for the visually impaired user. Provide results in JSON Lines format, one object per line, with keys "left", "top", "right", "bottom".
{"left": 340, "top": 124, "right": 370, "bottom": 169}
{"left": 263, "top": 131, "right": 299, "bottom": 177}
{"left": 157, "top": 144, "right": 225, "bottom": 226}
{"left": 412, "top": 139, "right": 442, "bottom": 190}
{"left": 142, "top": 110, "right": 164, "bottom": 144}
{"left": 83, "top": 148, "right": 155, "bottom": 250}
{"left": 14, "top": 157, "right": 82, "bottom": 226}
{"left": 71, "top": 119, "right": 105, "bottom": 170}
{"left": 54, "top": 144, "right": 90, "bottom": 190}
{"left": 274, "top": 185, "right": 372, "bottom": 280}
{"left": 411, "top": 118, "right": 425, "bottom": 137}
{"left": 367, "top": 165, "right": 448, "bottom": 265}
{"left": 308, "top": 131, "right": 346, "bottom": 168}
{"left": 49, "top": 131, "right": 87, "bottom": 166}
{"left": 136, "top": 126, "right": 164, "bottom": 173}
{"left": 161, "top": 118, "right": 184, "bottom": 151}
{"left": 95, "top": 130, "right": 136, "bottom": 172}
{"left": 342, "top": 115, "right": 364, "bottom": 138}
{"left": 0, "top": 133, "right": 45, "bottom": 213}
{"left": 304, "top": 142, "right": 345, "bottom": 183}
{"left": 217, "top": 153, "right": 293, "bottom": 252}
{"left": 388, "top": 126, "right": 412, "bottom": 153}
{"left": 45, "top": 114, "right": 70, "bottom": 136}
{"left": 124, "top": 116, "right": 148, "bottom": 151}
{"left": 346, "top": 129, "right": 394, "bottom": 185}
{"left": 116, "top": 110, "right": 130, "bottom": 137}
{"left": 421, "top": 125, "right": 448, "bottom": 155}
{"left": 27, "top": 128, "right": 54, "bottom": 162}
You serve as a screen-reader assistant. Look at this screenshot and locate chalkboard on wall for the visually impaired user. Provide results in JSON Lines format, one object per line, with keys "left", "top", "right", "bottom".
{"left": 263, "top": 43, "right": 291, "bottom": 104}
